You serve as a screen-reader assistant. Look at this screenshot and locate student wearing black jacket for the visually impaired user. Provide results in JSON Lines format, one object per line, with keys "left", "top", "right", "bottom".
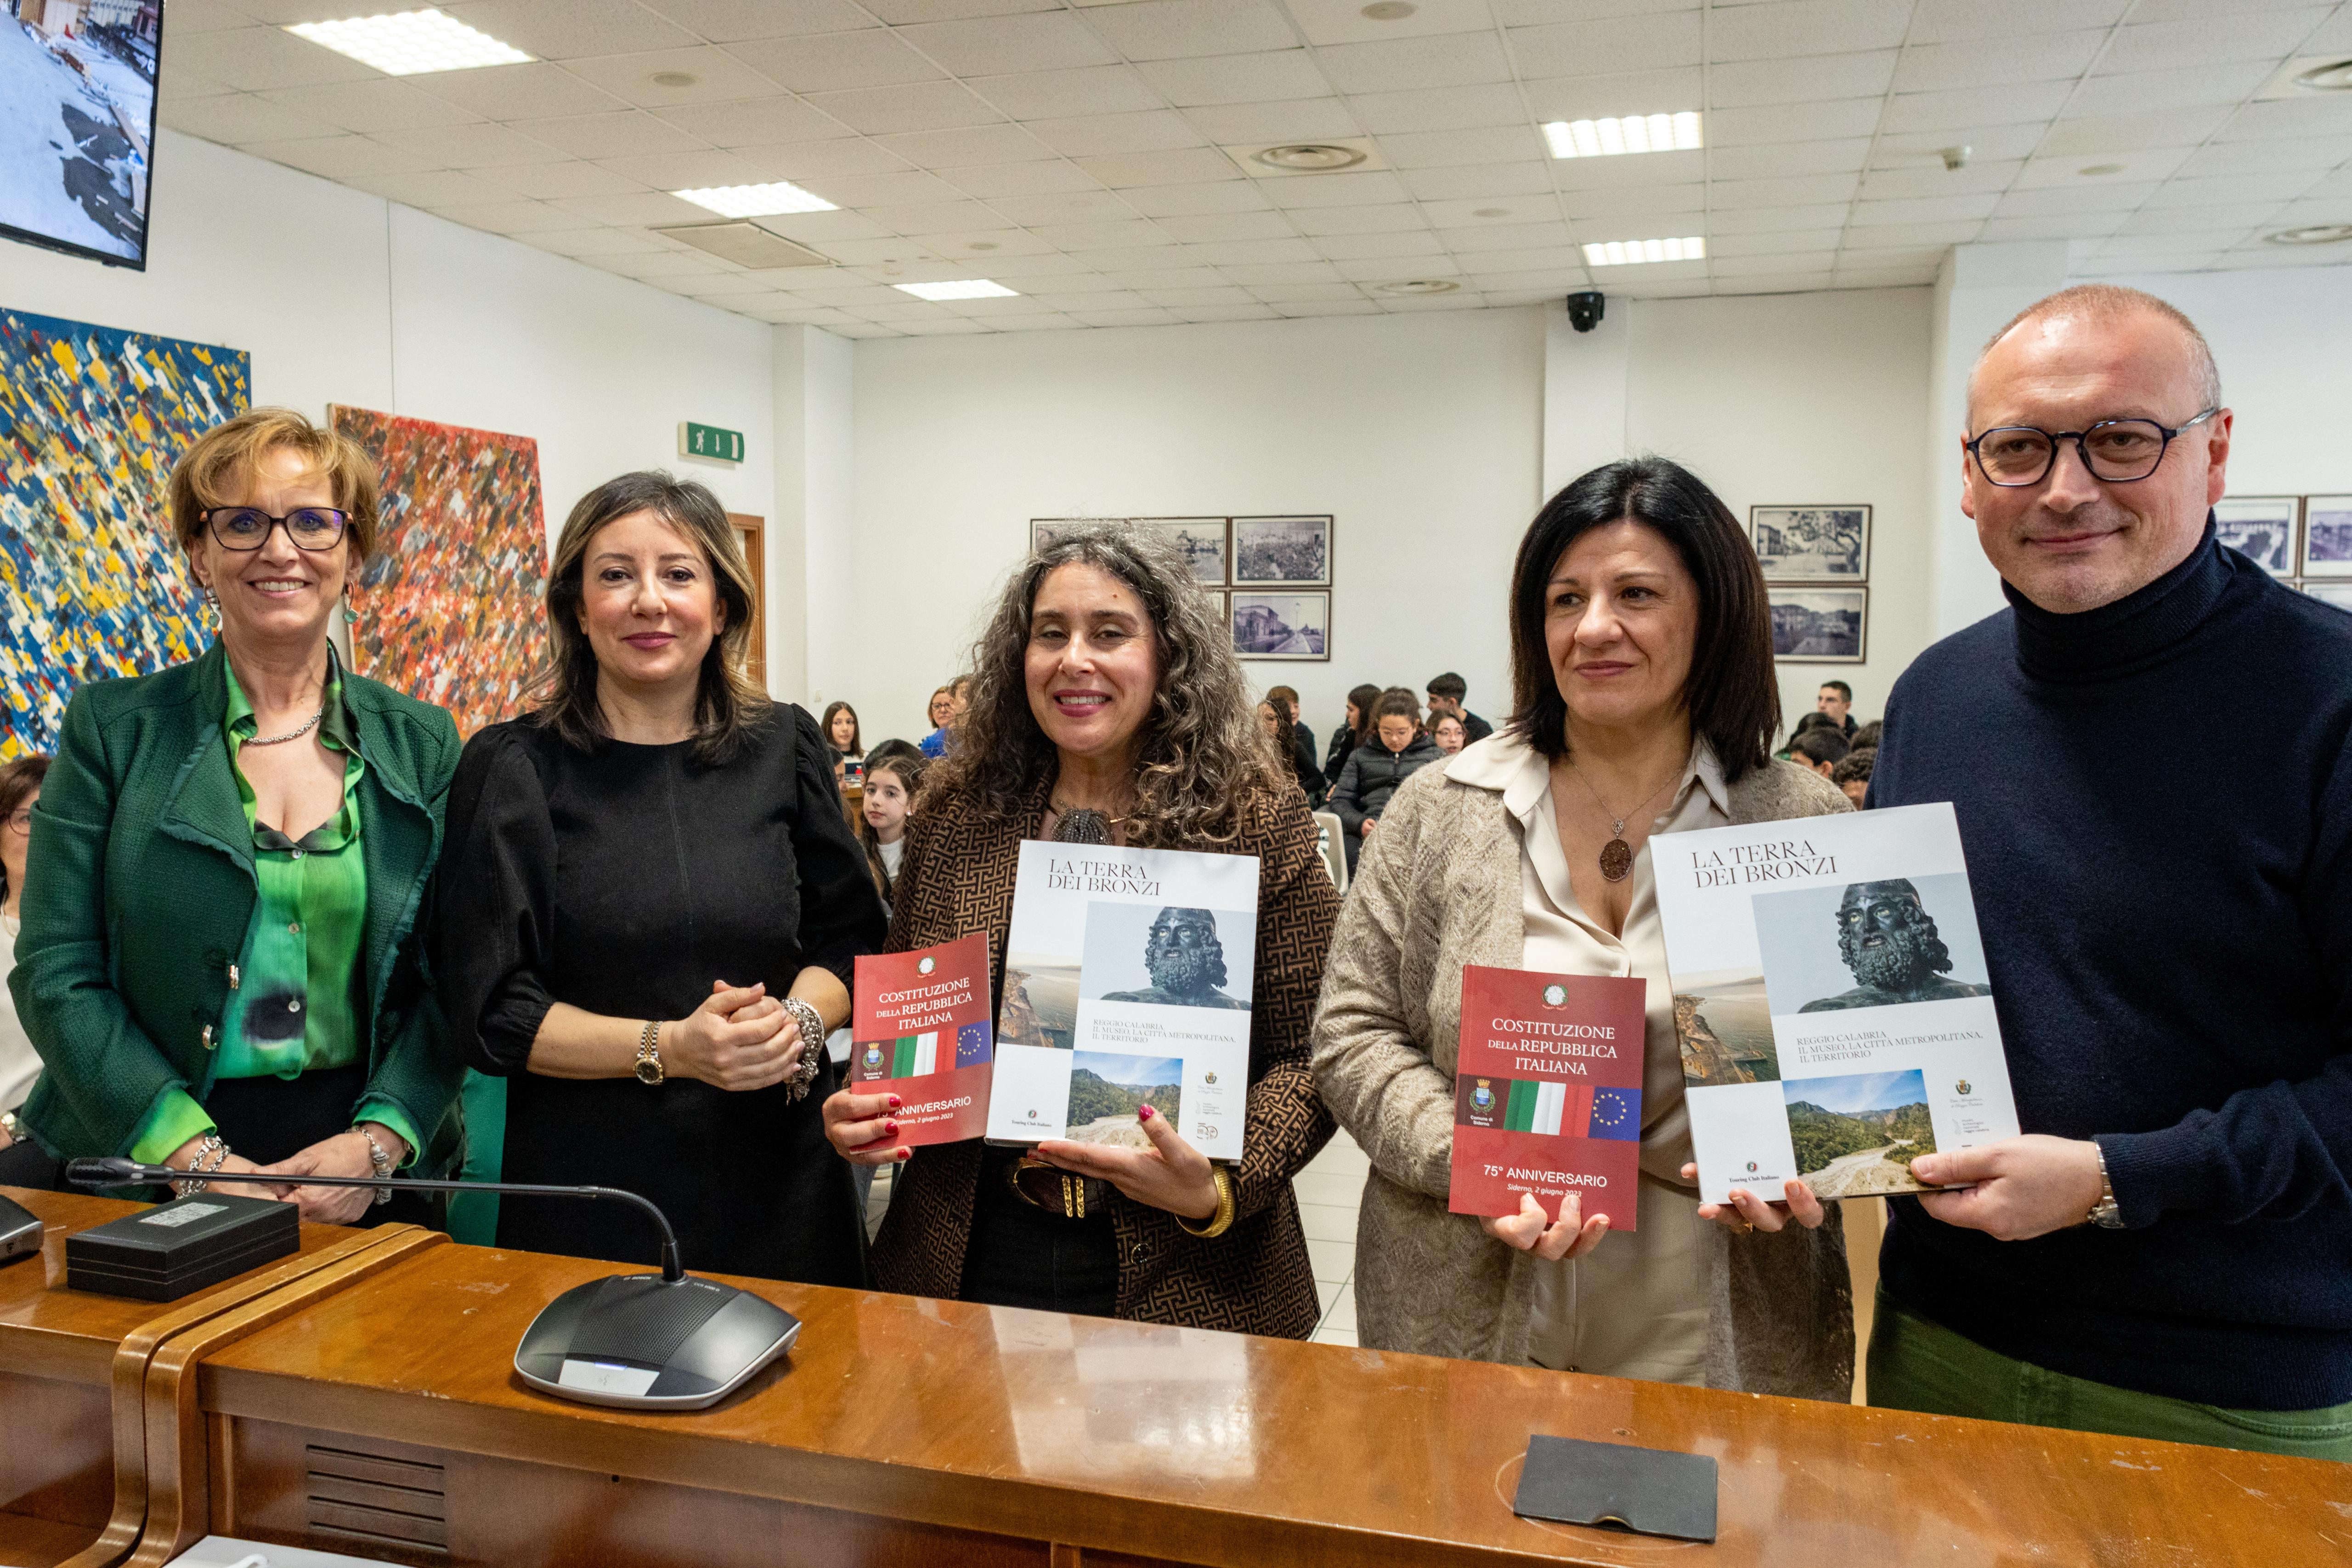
{"left": 1328, "top": 690, "right": 1441, "bottom": 872}
{"left": 1323, "top": 683, "right": 1380, "bottom": 792}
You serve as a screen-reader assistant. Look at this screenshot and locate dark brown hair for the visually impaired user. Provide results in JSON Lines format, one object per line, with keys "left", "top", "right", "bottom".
{"left": 0, "top": 753, "right": 52, "bottom": 901}
{"left": 1506, "top": 457, "right": 1779, "bottom": 780}
{"left": 858, "top": 750, "right": 927, "bottom": 898}
{"left": 821, "top": 700, "right": 862, "bottom": 756}
{"left": 1345, "top": 682, "right": 1382, "bottom": 743}
{"left": 533, "top": 471, "right": 768, "bottom": 766}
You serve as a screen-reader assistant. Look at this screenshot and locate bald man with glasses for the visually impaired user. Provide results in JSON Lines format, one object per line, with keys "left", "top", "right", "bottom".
{"left": 1860, "top": 284, "right": 2352, "bottom": 1457}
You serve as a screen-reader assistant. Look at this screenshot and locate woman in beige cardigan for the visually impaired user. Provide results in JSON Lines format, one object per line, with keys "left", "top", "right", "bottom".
{"left": 1312, "top": 458, "right": 1855, "bottom": 1400}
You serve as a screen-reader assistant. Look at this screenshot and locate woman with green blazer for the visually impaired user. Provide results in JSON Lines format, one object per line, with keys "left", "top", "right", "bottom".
{"left": 9, "top": 409, "right": 463, "bottom": 1225}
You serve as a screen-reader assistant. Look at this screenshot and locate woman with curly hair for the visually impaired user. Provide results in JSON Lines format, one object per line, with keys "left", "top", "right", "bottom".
{"left": 822, "top": 524, "right": 1340, "bottom": 1335}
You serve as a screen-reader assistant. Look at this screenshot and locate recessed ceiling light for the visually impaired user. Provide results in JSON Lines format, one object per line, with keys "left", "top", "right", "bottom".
{"left": 650, "top": 71, "right": 698, "bottom": 88}
{"left": 2293, "top": 57, "right": 2352, "bottom": 91}
{"left": 895, "top": 279, "right": 1018, "bottom": 300}
{"left": 2264, "top": 223, "right": 2352, "bottom": 246}
{"left": 1583, "top": 236, "right": 1705, "bottom": 267}
{"left": 283, "top": 8, "right": 531, "bottom": 75}
{"left": 1543, "top": 113, "right": 1701, "bottom": 159}
{"left": 673, "top": 181, "right": 837, "bottom": 218}
{"left": 1471, "top": 206, "right": 1511, "bottom": 218}
{"left": 1361, "top": 0, "right": 1415, "bottom": 17}
{"left": 2079, "top": 163, "right": 2126, "bottom": 177}
{"left": 1377, "top": 279, "right": 1458, "bottom": 294}
{"left": 1255, "top": 143, "right": 1366, "bottom": 171}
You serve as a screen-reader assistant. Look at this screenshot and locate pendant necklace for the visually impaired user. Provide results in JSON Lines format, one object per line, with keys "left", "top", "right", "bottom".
{"left": 1569, "top": 762, "right": 1680, "bottom": 883}
{"left": 247, "top": 710, "right": 324, "bottom": 747}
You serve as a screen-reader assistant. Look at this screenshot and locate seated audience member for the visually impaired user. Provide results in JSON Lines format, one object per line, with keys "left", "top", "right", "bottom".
{"left": 1430, "top": 712, "right": 1469, "bottom": 756}
{"left": 1788, "top": 725, "right": 1850, "bottom": 779}
{"left": 918, "top": 680, "right": 967, "bottom": 759}
{"left": 1425, "top": 672, "right": 1493, "bottom": 744}
{"left": 1816, "top": 679, "right": 1856, "bottom": 738}
{"left": 1312, "top": 456, "right": 1851, "bottom": 1394}
{"left": 0, "top": 755, "right": 51, "bottom": 1183}
{"left": 1831, "top": 747, "right": 1874, "bottom": 809}
{"left": 1328, "top": 689, "right": 1441, "bottom": 872}
{"left": 1853, "top": 718, "right": 1883, "bottom": 751}
{"left": 1324, "top": 683, "right": 1381, "bottom": 790}
{"left": 1259, "top": 697, "right": 1326, "bottom": 807}
{"left": 11, "top": 410, "right": 462, "bottom": 1223}
{"left": 1866, "top": 284, "right": 2352, "bottom": 1459}
{"left": 437, "top": 471, "right": 886, "bottom": 1285}
{"left": 822, "top": 701, "right": 865, "bottom": 768}
{"left": 858, "top": 750, "right": 926, "bottom": 911}
{"left": 823, "top": 523, "right": 1339, "bottom": 1336}
{"left": 1266, "top": 684, "right": 1314, "bottom": 761}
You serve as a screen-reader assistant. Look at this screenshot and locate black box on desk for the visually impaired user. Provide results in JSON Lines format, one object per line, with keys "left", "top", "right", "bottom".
{"left": 66, "top": 1194, "right": 300, "bottom": 1301}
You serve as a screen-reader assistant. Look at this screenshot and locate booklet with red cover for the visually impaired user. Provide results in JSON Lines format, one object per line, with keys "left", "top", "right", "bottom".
{"left": 1447, "top": 965, "right": 1648, "bottom": 1228}
{"left": 849, "top": 933, "right": 993, "bottom": 1147}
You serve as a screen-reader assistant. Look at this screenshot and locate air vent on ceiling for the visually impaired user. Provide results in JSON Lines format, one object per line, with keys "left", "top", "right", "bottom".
{"left": 2265, "top": 224, "right": 2352, "bottom": 247}
{"left": 652, "top": 222, "right": 831, "bottom": 270}
{"left": 305, "top": 1443, "right": 448, "bottom": 1557}
{"left": 1221, "top": 137, "right": 1389, "bottom": 177}
{"left": 2254, "top": 56, "right": 2352, "bottom": 99}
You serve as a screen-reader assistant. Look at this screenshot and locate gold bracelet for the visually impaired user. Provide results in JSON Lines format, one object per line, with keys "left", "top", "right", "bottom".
{"left": 1176, "top": 1166, "right": 1237, "bottom": 1239}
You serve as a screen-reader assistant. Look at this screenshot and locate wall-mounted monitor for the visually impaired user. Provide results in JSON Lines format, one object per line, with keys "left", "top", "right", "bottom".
{"left": 0, "top": 0, "right": 164, "bottom": 270}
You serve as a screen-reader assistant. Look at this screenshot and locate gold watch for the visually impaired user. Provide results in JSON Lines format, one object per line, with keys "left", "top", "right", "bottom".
{"left": 1176, "top": 1166, "right": 1237, "bottom": 1239}
{"left": 634, "top": 1020, "right": 664, "bottom": 1086}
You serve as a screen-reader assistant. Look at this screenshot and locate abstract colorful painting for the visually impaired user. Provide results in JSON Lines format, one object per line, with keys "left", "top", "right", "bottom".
{"left": 332, "top": 405, "right": 547, "bottom": 737}
{"left": 0, "top": 306, "right": 248, "bottom": 759}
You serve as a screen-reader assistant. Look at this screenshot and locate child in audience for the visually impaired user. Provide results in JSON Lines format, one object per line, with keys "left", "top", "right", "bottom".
{"left": 858, "top": 751, "right": 927, "bottom": 911}
{"left": 1430, "top": 712, "right": 1468, "bottom": 755}
{"left": 1831, "top": 747, "right": 1874, "bottom": 809}
{"left": 1788, "top": 725, "right": 1849, "bottom": 779}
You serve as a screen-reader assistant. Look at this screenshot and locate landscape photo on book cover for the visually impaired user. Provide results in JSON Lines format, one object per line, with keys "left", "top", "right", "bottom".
{"left": 1674, "top": 970, "right": 1779, "bottom": 1087}
{"left": 1000, "top": 962, "right": 1079, "bottom": 1049}
{"left": 1781, "top": 1069, "right": 1938, "bottom": 1197}
{"left": 1063, "top": 1053, "right": 1183, "bottom": 1147}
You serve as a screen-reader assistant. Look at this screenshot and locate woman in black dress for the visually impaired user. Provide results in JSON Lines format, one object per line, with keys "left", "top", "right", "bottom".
{"left": 436, "top": 472, "right": 885, "bottom": 1285}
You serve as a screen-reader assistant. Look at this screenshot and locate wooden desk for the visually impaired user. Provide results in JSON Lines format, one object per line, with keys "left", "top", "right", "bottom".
{"left": 8, "top": 1188, "right": 2352, "bottom": 1568}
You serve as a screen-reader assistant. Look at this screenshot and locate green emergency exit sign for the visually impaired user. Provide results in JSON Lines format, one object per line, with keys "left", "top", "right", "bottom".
{"left": 679, "top": 421, "right": 745, "bottom": 463}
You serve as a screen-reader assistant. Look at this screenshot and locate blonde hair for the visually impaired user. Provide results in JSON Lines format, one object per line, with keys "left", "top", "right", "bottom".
{"left": 168, "top": 407, "right": 381, "bottom": 562}
{"left": 533, "top": 470, "right": 768, "bottom": 765}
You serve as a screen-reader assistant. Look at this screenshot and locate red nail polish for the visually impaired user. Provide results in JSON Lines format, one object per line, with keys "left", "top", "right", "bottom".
{"left": 1137, "top": 1105, "right": 1154, "bottom": 1121}
{"left": 896, "top": 1147, "right": 911, "bottom": 1161}
{"left": 884, "top": 1121, "right": 899, "bottom": 1135}
{"left": 887, "top": 1095, "right": 902, "bottom": 1109}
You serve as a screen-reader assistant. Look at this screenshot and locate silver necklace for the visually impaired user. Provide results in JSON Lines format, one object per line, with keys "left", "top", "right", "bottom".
{"left": 1568, "top": 762, "right": 1681, "bottom": 883}
{"left": 247, "top": 709, "right": 324, "bottom": 747}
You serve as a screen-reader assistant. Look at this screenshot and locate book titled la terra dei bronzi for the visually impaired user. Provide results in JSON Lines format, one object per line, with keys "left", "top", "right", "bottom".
{"left": 1654, "top": 803, "right": 2020, "bottom": 1204}
{"left": 1448, "top": 967, "right": 1647, "bottom": 1228}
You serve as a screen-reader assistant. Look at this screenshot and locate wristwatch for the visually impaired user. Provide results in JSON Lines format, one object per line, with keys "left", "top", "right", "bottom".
{"left": 635, "top": 1019, "right": 665, "bottom": 1086}
{"left": 2086, "top": 1140, "right": 2124, "bottom": 1229}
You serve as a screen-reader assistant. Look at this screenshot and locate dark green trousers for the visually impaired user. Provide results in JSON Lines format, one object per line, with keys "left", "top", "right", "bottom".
{"left": 1868, "top": 1286, "right": 2352, "bottom": 1461}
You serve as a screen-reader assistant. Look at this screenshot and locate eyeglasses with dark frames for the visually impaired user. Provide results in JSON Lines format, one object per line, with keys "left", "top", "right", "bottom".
{"left": 4, "top": 809, "right": 33, "bottom": 836}
{"left": 201, "top": 507, "right": 351, "bottom": 552}
{"left": 1965, "top": 408, "right": 2219, "bottom": 488}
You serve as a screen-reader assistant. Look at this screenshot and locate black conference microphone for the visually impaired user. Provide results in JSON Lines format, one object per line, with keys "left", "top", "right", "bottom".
{"left": 66, "top": 1158, "right": 800, "bottom": 1412}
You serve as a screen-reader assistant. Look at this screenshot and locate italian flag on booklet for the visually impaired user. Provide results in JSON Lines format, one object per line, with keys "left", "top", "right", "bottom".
{"left": 1447, "top": 965, "right": 1647, "bottom": 1228}
{"left": 850, "top": 933, "right": 994, "bottom": 1147}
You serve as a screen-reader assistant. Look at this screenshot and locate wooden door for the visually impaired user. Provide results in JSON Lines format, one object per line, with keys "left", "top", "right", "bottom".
{"left": 728, "top": 513, "right": 767, "bottom": 693}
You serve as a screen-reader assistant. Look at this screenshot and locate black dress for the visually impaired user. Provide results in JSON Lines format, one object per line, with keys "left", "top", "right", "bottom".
{"left": 435, "top": 706, "right": 886, "bottom": 1285}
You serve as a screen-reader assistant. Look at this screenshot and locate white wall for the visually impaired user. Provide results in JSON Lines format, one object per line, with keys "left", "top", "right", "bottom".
{"left": 841, "top": 308, "right": 1548, "bottom": 749}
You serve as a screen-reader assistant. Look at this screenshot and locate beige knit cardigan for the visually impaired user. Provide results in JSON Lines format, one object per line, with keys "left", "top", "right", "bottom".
{"left": 1310, "top": 744, "right": 1858, "bottom": 1401}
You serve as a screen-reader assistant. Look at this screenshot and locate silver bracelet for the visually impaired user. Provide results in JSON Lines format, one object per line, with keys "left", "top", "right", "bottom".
{"left": 354, "top": 1125, "right": 397, "bottom": 1206}
{"left": 174, "top": 1134, "right": 229, "bottom": 1199}
{"left": 779, "top": 996, "right": 826, "bottom": 1102}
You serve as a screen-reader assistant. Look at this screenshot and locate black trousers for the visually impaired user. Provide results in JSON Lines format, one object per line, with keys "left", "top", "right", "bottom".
{"left": 200, "top": 1066, "right": 441, "bottom": 1230}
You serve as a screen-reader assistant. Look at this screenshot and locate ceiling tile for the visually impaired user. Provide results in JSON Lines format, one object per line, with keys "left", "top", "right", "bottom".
{"left": 257, "top": 80, "right": 487, "bottom": 135}
{"left": 1707, "top": 1, "right": 1912, "bottom": 62}
{"left": 1851, "top": 193, "right": 2001, "bottom": 225}
{"left": 1872, "top": 125, "right": 2046, "bottom": 166}
{"left": 798, "top": 169, "right": 971, "bottom": 205}
{"left": 1856, "top": 160, "right": 2025, "bottom": 199}
{"left": 1244, "top": 281, "right": 1363, "bottom": 301}
{"left": 1704, "top": 97, "right": 1883, "bottom": 146}
{"left": 1437, "top": 219, "right": 1574, "bottom": 251}
{"left": 2101, "top": 11, "right": 2336, "bottom": 74}
{"left": 1135, "top": 51, "right": 1330, "bottom": 108}
{"left": 1318, "top": 34, "right": 1514, "bottom": 95}
{"left": 561, "top": 47, "right": 793, "bottom": 108}
{"left": 2176, "top": 136, "right": 2352, "bottom": 177}
{"left": 472, "top": 160, "right": 655, "bottom": 198}
{"left": 1117, "top": 180, "right": 1278, "bottom": 215}
{"left": 1707, "top": 201, "right": 1853, "bottom": 232}
{"left": 1261, "top": 169, "right": 1411, "bottom": 206}
{"left": 1838, "top": 220, "right": 1984, "bottom": 247}
{"left": 163, "top": 92, "right": 338, "bottom": 145}
{"left": 592, "top": 149, "right": 781, "bottom": 187}
{"left": 971, "top": 251, "right": 1105, "bottom": 277}
{"left": 1312, "top": 229, "right": 1445, "bottom": 259}
{"left": 1151, "top": 210, "right": 1300, "bottom": 242}
{"left": 985, "top": 190, "right": 1141, "bottom": 223}
{"left": 1518, "top": 68, "right": 1705, "bottom": 123}
{"left": 1180, "top": 99, "right": 1362, "bottom": 143}
{"left": 725, "top": 31, "right": 946, "bottom": 92}
{"left": 1192, "top": 236, "right": 1339, "bottom": 264}
{"left": 170, "top": 27, "right": 380, "bottom": 91}
{"left": 866, "top": 198, "right": 1024, "bottom": 231}
{"left": 898, "top": 13, "right": 1121, "bottom": 74}
{"left": 944, "top": 159, "right": 1108, "bottom": 196}
{"left": 1991, "top": 181, "right": 2164, "bottom": 216}
{"left": 1083, "top": 0, "right": 1300, "bottom": 60}
{"left": 1705, "top": 226, "right": 1847, "bottom": 256}
{"left": 1396, "top": 162, "right": 1556, "bottom": 199}
{"left": 424, "top": 200, "right": 592, "bottom": 236}
{"left": 2144, "top": 172, "right": 2319, "bottom": 208}
{"left": 737, "top": 139, "right": 918, "bottom": 178}
{"left": 1711, "top": 173, "right": 1861, "bottom": 209}
{"left": 1138, "top": 283, "right": 1257, "bottom": 304}
{"left": 1376, "top": 125, "right": 1547, "bottom": 169}
{"left": 969, "top": 66, "right": 1166, "bottom": 119}
{"left": 440, "top": 0, "right": 703, "bottom": 59}
{"left": 158, "top": 0, "right": 253, "bottom": 33}
{"left": 2041, "top": 108, "right": 2235, "bottom": 155}
{"left": 1108, "top": 266, "right": 1227, "bottom": 287}
{"left": 243, "top": 134, "right": 444, "bottom": 177}
{"left": 509, "top": 110, "right": 708, "bottom": 158}
{"left": 2216, "top": 98, "right": 2352, "bottom": 141}
{"left": 518, "top": 225, "right": 675, "bottom": 255}
{"left": 345, "top": 169, "right": 518, "bottom": 207}
{"left": 1549, "top": 147, "right": 1702, "bottom": 190}
{"left": 1974, "top": 212, "right": 2128, "bottom": 241}
{"left": 1268, "top": 299, "right": 1383, "bottom": 316}
{"left": 1075, "top": 147, "right": 1245, "bottom": 187}
{"left": 1507, "top": 13, "right": 1702, "bottom": 78}
{"left": 1712, "top": 251, "right": 1838, "bottom": 276}
{"left": 1024, "top": 111, "right": 1208, "bottom": 156}
{"left": 1707, "top": 138, "right": 1871, "bottom": 181}
{"left": 1877, "top": 81, "right": 2075, "bottom": 134}
{"left": 640, "top": 0, "right": 885, "bottom": 41}
{"left": 1907, "top": 0, "right": 2131, "bottom": 45}
{"left": 1031, "top": 218, "right": 1173, "bottom": 249}
{"left": 158, "top": 60, "right": 238, "bottom": 104}
{"left": 2112, "top": 203, "right": 2280, "bottom": 234}
{"left": 1708, "top": 51, "right": 1897, "bottom": 108}
{"left": 1555, "top": 182, "right": 1707, "bottom": 218}
{"left": 1343, "top": 84, "right": 1527, "bottom": 135}
{"left": 551, "top": 191, "right": 726, "bottom": 224}
{"left": 1066, "top": 306, "right": 1184, "bottom": 325}
{"left": 1419, "top": 195, "right": 1558, "bottom": 226}
{"left": 1328, "top": 254, "right": 1462, "bottom": 281}
{"left": 804, "top": 81, "right": 1004, "bottom": 133}
{"left": 374, "top": 123, "right": 575, "bottom": 166}
{"left": 1168, "top": 303, "right": 1285, "bottom": 319}
{"left": 654, "top": 96, "right": 856, "bottom": 145}
{"left": 402, "top": 63, "right": 628, "bottom": 122}
{"left": 1285, "top": 0, "right": 1493, "bottom": 46}
{"left": 1065, "top": 249, "right": 1195, "bottom": 278}
{"left": 2065, "top": 62, "right": 2275, "bottom": 119}
{"left": 877, "top": 123, "right": 1058, "bottom": 165}
{"left": 1893, "top": 31, "right": 2108, "bottom": 93}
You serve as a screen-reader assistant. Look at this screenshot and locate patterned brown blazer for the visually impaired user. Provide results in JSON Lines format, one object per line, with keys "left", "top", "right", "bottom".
{"left": 872, "top": 774, "right": 1338, "bottom": 1338}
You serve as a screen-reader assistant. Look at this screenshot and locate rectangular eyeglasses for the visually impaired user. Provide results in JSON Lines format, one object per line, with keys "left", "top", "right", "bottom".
{"left": 201, "top": 507, "right": 351, "bottom": 552}
{"left": 1966, "top": 408, "right": 2218, "bottom": 487}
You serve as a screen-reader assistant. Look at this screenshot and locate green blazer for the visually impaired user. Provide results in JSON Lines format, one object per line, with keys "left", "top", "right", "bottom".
{"left": 11, "top": 643, "right": 465, "bottom": 1172}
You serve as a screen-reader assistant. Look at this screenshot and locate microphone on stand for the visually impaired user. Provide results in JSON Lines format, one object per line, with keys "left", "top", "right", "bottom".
{"left": 66, "top": 1159, "right": 799, "bottom": 1412}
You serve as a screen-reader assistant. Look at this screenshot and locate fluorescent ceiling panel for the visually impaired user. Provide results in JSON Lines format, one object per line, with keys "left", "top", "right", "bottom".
{"left": 284, "top": 9, "right": 531, "bottom": 76}
{"left": 1544, "top": 113, "right": 1702, "bottom": 159}
{"left": 1583, "top": 236, "right": 1706, "bottom": 266}
{"left": 673, "top": 182, "right": 840, "bottom": 217}
{"left": 894, "top": 279, "right": 1018, "bottom": 300}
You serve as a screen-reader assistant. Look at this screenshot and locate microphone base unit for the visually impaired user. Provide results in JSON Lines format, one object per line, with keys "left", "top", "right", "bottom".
{"left": 514, "top": 1272, "right": 802, "bottom": 1411}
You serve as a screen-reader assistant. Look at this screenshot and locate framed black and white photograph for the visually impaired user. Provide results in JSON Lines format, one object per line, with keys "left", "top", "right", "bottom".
{"left": 1231, "top": 591, "right": 1329, "bottom": 661}
{"left": 2213, "top": 496, "right": 2298, "bottom": 576}
{"left": 1750, "top": 506, "right": 1870, "bottom": 581}
{"left": 2301, "top": 496, "right": 2352, "bottom": 578}
{"left": 1135, "top": 518, "right": 1229, "bottom": 585}
{"left": 2302, "top": 581, "right": 2352, "bottom": 611}
{"left": 1031, "top": 518, "right": 1117, "bottom": 553}
{"left": 1232, "top": 515, "right": 1333, "bottom": 586}
{"left": 1769, "top": 587, "right": 1866, "bottom": 663}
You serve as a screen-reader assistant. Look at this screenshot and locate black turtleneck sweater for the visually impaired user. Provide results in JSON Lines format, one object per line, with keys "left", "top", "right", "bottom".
{"left": 1871, "top": 522, "right": 2352, "bottom": 1410}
